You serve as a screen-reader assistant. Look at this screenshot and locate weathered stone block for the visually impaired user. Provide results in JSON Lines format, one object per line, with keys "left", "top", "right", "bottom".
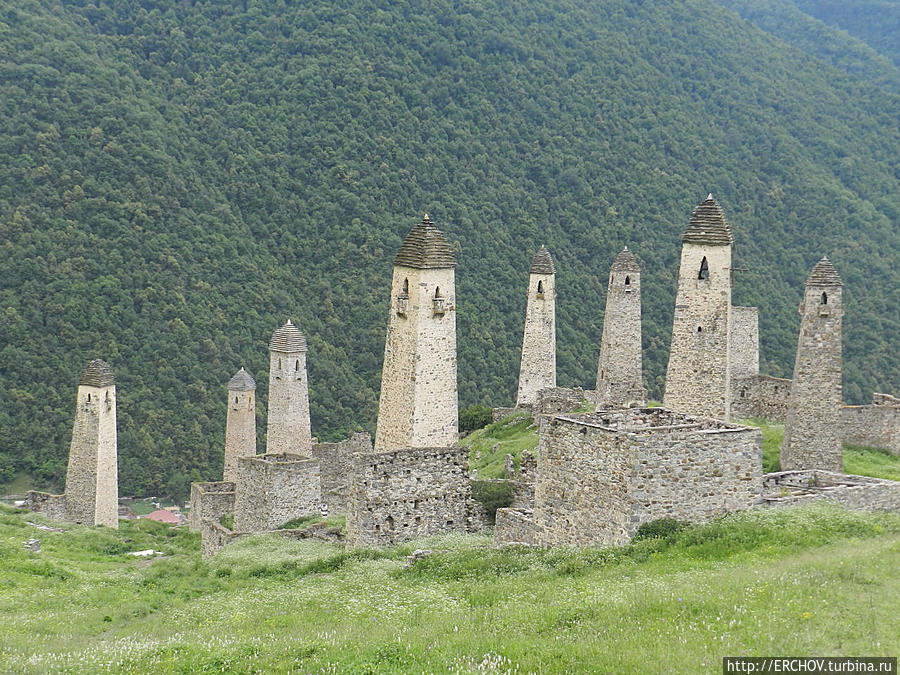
{"left": 233, "top": 453, "right": 320, "bottom": 532}
{"left": 189, "top": 481, "right": 235, "bottom": 531}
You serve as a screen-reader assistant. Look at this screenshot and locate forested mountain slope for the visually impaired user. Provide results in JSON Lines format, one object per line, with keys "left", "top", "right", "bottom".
{"left": 1, "top": 0, "right": 898, "bottom": 498}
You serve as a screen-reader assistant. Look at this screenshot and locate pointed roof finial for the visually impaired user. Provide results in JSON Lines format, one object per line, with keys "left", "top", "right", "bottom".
{"left": 682, "top": 193, "right": 733, "bottom": 245}
{"left": 228, "top": 367, "right": 256, "bottom": 391}
{"left": 530, "top": 245, "right": 555, "bottom": 274}
{"left": 806, "top": 256, "right": 842, "bottom": 287}
{"left": 393, "top": 214, "right": 456, "bottom": 269}
{"left": 270, "top": 320, "right": 308, "bottom": 352}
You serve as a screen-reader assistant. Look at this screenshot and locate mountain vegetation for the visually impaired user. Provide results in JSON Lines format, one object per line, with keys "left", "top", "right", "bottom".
{"left": 1, "top": 0, "right": 898, "bottom": 498}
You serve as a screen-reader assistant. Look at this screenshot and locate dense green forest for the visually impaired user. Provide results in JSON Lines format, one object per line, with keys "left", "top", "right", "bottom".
{"left": 0, "top": 0, "right": 898, "bottom": 499}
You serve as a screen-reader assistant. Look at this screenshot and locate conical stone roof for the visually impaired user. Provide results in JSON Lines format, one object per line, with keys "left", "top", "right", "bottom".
{"left": 530, "top": 245, "right": 555, "bottom": 274}
{"left": 806, "top": 256, "right": 842, "bottom": 287}
{"left": 682, "top": 194, "right": 734, "bottom": 246}
{"left": 393, "top": 215, "right": 456, "bottom": 269}
{"left": 228, "top": 367, "right": 256, "bottom": 391}
{"left": 79, "top": 359, "right": 115, "bottom": 387}
{"left": 269, "top": 319, "right": 308, "bottom": 353}
{"left": 610, "top": 246, "right": 640, "bottom": 273}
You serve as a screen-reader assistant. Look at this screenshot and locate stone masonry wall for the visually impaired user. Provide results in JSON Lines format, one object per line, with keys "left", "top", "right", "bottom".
{"left": 782, "top": 278, "right": 843, "bottom": 472}
{"left": 233, "top": 453, "right": 321, "bottom": 532}
{"left": 595, "top": 260, "right": 645, "bottom": 409}
{"left": 528, "top": 409, "right": 761, "bottom": 547}
{"left": 494, "top": 508, "right": 538, "bottom": 546}
{"left": 730, "top": 306, "right": 759, "bottom": 382}
{"left": 189, "top": 481, "right": 235, "bottom": 531}
{"left": 841, "top": 396, "right": 900, "bottom": 456}
{"left": 533, "top": 387, "right": 586, "bottom": 418}
{"left": 763, "top": 471, "right": 900, "bottom": 512}
{"left": 345, "top": 445, "right": 476, "bottom": 547}
{"left": 65, "top": 383, "right": 118, "bottom": 528}
{"left": 731, "top": 375, "right": 791, "bottom": 422}
{"left": 312, "top": 432, "right": 373, "bottom": 515}
{"left": 201, "top": 519, "right": 249, "bottom": 559}
{"left": 664, "top": 242, "right": 732, "bottom": 420}
{"left": 25, "top": 491, "right": 68, "bottom": 521}
{"left": 224, "top": 388, "right": 256, "bottom": 482}
{"left": 375, "top": 266, "right": 458, "bottom": 451}
{"left": 516, "top": 272, "right": 556, "bottom": 406}
{"left": 267, "top": 350, "right": 312, "bottom": 454}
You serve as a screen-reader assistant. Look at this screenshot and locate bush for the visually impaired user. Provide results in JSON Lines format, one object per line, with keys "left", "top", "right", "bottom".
{"left": 459, "top": 405, "right": 493, "bottom": 434}
{"left": 470, "top": 480, "right": 514, "bottom": 523}
{"left": 633, "top": 517, "right": 687, "bottom": 541}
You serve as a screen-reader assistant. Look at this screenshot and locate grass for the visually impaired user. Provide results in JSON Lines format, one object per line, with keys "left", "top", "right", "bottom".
{"left": 279, "top": 514, "right": 347, "bottom": 531}
{"left": 1, "top": 502, "right": 899, "bottom": 673}
{"left": 462, "top": 412, "right": 538, "bottom": 478}
{"left": 740, "top": 418, "right": 900, "bottom": 479}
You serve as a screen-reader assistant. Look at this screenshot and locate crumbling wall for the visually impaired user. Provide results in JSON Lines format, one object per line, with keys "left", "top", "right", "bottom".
{"left": 233, "top": 453, "right": 320, "bottom": 532}
{"left": 494, "top": 508, "right": 538, "bottom": 546}
{"left": 841, "top": 394, "right": 900, "bottom": 455}
{"left": 763, "top": 471, "right": 900, "bottom": 512}
{"left": 201, "top": 519, "right": 249, "bottom": 559}
{"left": 731, "top": 375, "right": 791, "bottom": 422}
{"left": 312, "top": 432, "right": 373, "bottom": 515}
{"left": 345, "top": 446, "right": 478, "bottom": 547}
{"left": 533, "top": 387, "right": 586, "bottom": 418}
{"left": 189, "top": 481, "right": 235, "bottom": 531}
{"left": 24, "top": 491, "right": 68, "bottom": 521}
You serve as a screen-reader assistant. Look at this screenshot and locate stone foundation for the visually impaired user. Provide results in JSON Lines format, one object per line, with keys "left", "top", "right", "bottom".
{"left": 233, "top": 453, "right": 321, "bottom": 532}
{"left": 346, "top": 445, "right": 480, "bottom": 547}
{"left": 189, "top": 481, "right": 235, "bottom": 531}
{"left": 24, "top": 491, "right": 68, "bottom": 521}
{"left": 762, "top": 470, "right": 900, "bottom": 512}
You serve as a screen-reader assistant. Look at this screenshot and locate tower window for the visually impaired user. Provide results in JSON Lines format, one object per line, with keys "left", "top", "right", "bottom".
{"left": 235, "top": 396, "right": 238, "bottom": 404}
{"left": 624, "top": 276, "right": 630, "bottom": 286}
{"left": 537, "top": 280, "right": 544, "bottom": 296}
{"left": 295, "top": 360, "right": 300, "bottom": 371}
{"left": 821, "top": 292, "right": 828, "bottom": 305}
{"left": 698, "top": 256, "right": 709, "bottom": 280}
{"left": 87, "top": 393, "right": 91, "bottom": 402}
{"left": 433, "top": 286, "right": 446, "bottom": 315}
{"left": 278, "top": 358, "right": 282, "bottom": 370}
{"left": 402, "top": 278, "right": 409, "bottom": 296}
{"left": 697, "top": 326, "right": 703, "bottom": 333}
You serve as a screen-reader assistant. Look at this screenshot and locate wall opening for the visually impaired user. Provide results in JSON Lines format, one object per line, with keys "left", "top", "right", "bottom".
{"left": 295, "top": 360, "right": 300, "bottom": 371}
{"left": 698, "top": 256, "right": 709, "bottom": 280}
{"left": 537, "top": 280, "right": 544, "bottom": 295}
{"left": 401, "top": 278, "right": 409, "bottom": 296}
{"left": 821, "top": 292, "right": 828, "bottom": 304}
{"left": 624, "top": 275, "right": 630, "bottom": 286}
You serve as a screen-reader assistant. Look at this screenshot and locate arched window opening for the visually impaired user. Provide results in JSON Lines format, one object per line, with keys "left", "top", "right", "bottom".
{"left": 698, "top": 256, "right": 709, "bottom": 280}
{"left": 234, "top": 396, "right": 238, "bottom": 404}
{"left": 402, "top": 278, "right": 409, "bottom": 296}
{"left": 433, "top": 286, "right": 446, "bottom": 315}
{"left": 537, "top": 280, "right": 544, "bottom": 295}
{"left": 434, "top": 286, "right": 442, "bottom": 298}
{"left": 385, "top": 515, "right": 394, "bottom": 531}
{"left": 295, "top": 360, "right": 300, "bottom": 371}
{"left": 697, "top": 326, "right": 703, "bottom": 333}
{"left": 87, "top": 393, "right": 91, "bottom": 402}
{"left": 624, "top": 275, "right": 630, "bottom": 286}
{"left": 821, "top": 292, "right": 828, "bottom": 305}
{"left": 105, "top": 391, "right": 110, "bottom": 402}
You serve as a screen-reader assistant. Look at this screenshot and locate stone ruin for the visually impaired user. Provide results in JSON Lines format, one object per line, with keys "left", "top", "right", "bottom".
{"left": 495, "top": 408, "right": 763, "bottom": 547}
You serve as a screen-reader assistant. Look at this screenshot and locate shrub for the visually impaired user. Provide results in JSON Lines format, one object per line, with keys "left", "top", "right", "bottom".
{"left": 459, "top": 405, "right": 493, "bottom": 433}
{"left": 633, "top": 517, "right": 687, "bottom": 541}
{"left": 470, "top": 480, "right": 514, "bottom": 523}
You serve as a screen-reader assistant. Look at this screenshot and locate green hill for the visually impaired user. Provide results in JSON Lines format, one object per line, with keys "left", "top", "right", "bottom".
{"left": 1, "top": 0, "right": 899, "bottom": 497}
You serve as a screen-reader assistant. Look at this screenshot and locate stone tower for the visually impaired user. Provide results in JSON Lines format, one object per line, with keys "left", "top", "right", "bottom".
{"left": 664, "top": 194, "right": 734, "bottom": 420}
{"left": 374, "top": 215, "right": 458, "bottom": 452}
{"left": 65, "top": 359, "right": 118, "bottom": 528}
{"left": 516, "top": 246, "right": 557, "bottom": 406}
{"left": 781, "top": 257, "right": 843, "bottom": 472}
{"left": 224, "top": 367, "right": 256, "bottom": 481}
{"left": 266, "top": 320, "right": 312, "bottom": 455}
{"left": 595, "top": 247, "right": 646, "bottom": 409}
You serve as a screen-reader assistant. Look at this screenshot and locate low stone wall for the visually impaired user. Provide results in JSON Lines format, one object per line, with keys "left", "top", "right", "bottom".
{"left": 233, "top": 453, "right": 321, "bottom": 532}
{"left": 312, "top": 432, "right": 373, "bottom": 515}
{"left": 189, "top": 481, "right": 235, "bottom": 531}
{"left": 494, "top": 508, "right": 538, "bottom": 546}
{"left": 762, "top": 470, "right": 900, "bottom": 512}
{"left": 24, "top": 491, "right": 68, "bottom": 521}
{"left": 346, "top": 445, "right": 480, "bottom": 547}
{"left": 731, "top": 375, "right": 791, "bottom": 422}
{"left": 200, "top": 519, "right": 249, "bottom": 559}
{"left": 841, "top": 398, "right": 900, "bottom": 455}
{"left": 492, "top": 406, "right": 521, "bottom": 422}
{"left": 533, "top": 387, "right": 587, "bottom": 418}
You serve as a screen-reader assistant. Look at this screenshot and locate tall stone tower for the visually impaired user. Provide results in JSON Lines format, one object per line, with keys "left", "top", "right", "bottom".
{"left": 224, "top": 367, "right": 256, "bottom": 481}
{"left": 65, "top": 359, "right": 118, "bottom": 528}
{"left": 664, "top": 194, "right": 734, "bottom": 420}
{"left": 375, "top": 215, "right": 458, "bottom": 452}
{"left": 781, "top": 257, "right": 843, "bottom": 471}
{"left": 266, "top": 320, "right": 312, "bottom": 455}
{"left": 595, "top": 247, "right": 646, "bottom": 409}
{"left": 516, "top": 246, "right": 556, "bottom": 406}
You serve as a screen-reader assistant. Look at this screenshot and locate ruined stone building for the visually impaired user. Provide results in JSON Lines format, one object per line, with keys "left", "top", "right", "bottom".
{"left": 664, "top": 194, "right": 734, "bottom": 420}
{"left": 223, "top": 367, "right": 257, "bottom": 482}
{"left": 781, "top": 257, "right": 844, "bottom": 472}
{"left": 516, "top": 246, "right": 556, "bottom": 407}
{"left": 374, "top": 215, "right": 459, "bottom": 452}
{"left": 595, "top": 247, "right": 646, "bottom": 409}
{"left": 26, "top": 360, "right": 119, "bottom": 528}
{"left": 494, "top": 408, "right": 763, "bottom": 547}
{"left": 266, "top": 320, "right": 312, "bottom": 455}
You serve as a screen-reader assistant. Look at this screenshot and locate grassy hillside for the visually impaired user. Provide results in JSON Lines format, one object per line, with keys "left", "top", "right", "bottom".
{"left": 1, "top": 502, "right": 899, "bottom": 672}
{"left": 1, "top": 0, "right": 899, "bottom": 497}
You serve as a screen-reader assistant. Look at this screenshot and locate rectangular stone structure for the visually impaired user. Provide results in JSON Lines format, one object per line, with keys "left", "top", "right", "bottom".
{"left": 731, "top": 375, "right": 791, "bottom": 422}
{"left": 189, "top": 481, "right": 235, "bottom": 531}
{"left": 346, "top": 445, "right": 477, "bottom": 547}
{"left": 233, "top": 453, "right": 320, "bottom": 532}
{"left": 25, "top": 491, "right": 68, "bottom": 521}
{"left": 763, "top": 470, "right": 900, "bottom": 512}
{"left": 506, "top": 408, "right": 762, "bottom": 547}
{"left": 311, "top": 432, "right": 373, "bottom": 515}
